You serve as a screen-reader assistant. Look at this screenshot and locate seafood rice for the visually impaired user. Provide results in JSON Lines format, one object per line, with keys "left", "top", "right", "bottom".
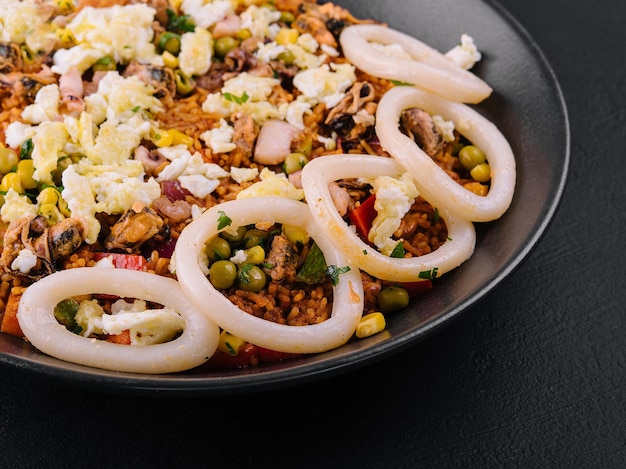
{"left": 0, "top": 0, "right": 515, "bottom": 373}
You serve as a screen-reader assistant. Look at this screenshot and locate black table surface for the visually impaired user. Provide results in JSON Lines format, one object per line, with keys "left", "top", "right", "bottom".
{"left": 2, "top": 1, "right": 625, "bottom": 468}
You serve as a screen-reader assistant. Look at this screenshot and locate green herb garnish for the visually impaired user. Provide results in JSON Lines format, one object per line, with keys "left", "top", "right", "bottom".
{"left": 390, "top": 241, "right": 405, "bottom": 258}
{"left": 223, "top": 91, "right": 250, "bottom": 105}
{"left": 217, "top": 210, "right": 232, "bottom": 230}
{"left": 326, "top": 265, "right": 351, "bottom": 286}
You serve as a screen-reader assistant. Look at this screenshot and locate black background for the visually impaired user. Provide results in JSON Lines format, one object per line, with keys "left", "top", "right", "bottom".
{"left": 2, "top": 0, "right": 625, "bottom": 467}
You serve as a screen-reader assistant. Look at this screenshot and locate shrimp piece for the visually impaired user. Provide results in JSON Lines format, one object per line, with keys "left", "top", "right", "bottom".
{"left": 59, "top": 67, "right": 85, "bottom": 115}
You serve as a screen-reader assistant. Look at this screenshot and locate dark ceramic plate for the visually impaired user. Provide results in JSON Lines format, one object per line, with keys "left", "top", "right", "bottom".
{"left": 0, "top": 0, "right": 569, "bottom": 395}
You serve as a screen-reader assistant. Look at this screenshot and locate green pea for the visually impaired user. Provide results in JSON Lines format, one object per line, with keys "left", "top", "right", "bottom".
{"left": 209, "top": 260, "right": 238, "bottom": 289}
{"left": 205, "top": 237, "right": 232, "bottom": 261}
{"left": 282, "top": 152, "right": 308, "bottom": 175}
{"left": 458, "top": 145, "right": 486, "bottom": 171}
{"left": 214, "top": 36, "right": 239, "bottom": 57}
{"left": 220, "top": 225, "right": 247, "bottom": 247}
{"left": 158, "top": 32, "right": 182, "bottom": 55}
{"left": 242, "top": 245, "right": 266, "bottom": 265}
{"left": 377, "top": 287, "right": 410, "bottom": 314}
{"left": 277, "top": 49, "right": 295, "bottom": 65}
{"left": 470, "top": 163, "right": 491, "bottom": 183}
{"left": 237, "top": 264, "right": 267, "bottom": 292}
{"left": 92, "top": 56, "right": 116, "bottom": 72}
{"left": 243, "top": 228, "right": 269, "bottom": 249}
{"left": 280, "top": 11, "right": 295, "bottom": 23}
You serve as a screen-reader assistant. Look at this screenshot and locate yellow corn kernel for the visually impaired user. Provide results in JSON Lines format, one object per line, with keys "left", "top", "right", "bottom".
{"left": 55, "top": 0, "right": 74, "bottom": 13}
{"left": 37, "top": 187, "right": 60, "bottom": 206}
{"left": 16, "top": 159, "right": 37, "bottom": 190}
{"left": 162, "top": 51, "right": 179, "bottom": 68}
{"left": 463, "top": 181, "right": 489, "bottom": 197}
{"left": 218, "top": 330, "right": 246, "bottom": 356}
{"left": 470, "top": 162, "right": 491, "bottom": 183}
{"left": 282, "top": 224, "right": 310, "bottom": 246}
{"left": 39, "top": 203, "right": 64, "bottom": 226}
{"left": 168, "top": 129, "right": 194, "bottom": 147}
{"left": 168, "top": 0, "right": 182, "bottom": 9}
{"left": 355, "top": 312, "right": 386, "bottom": 339}
{"left": 56, "top": 28, "right": 76, "bottom": 46}
{"left": 236, "top": 29, "right": 252, "bottom": 40}
{"left": 275, "top": 28, "right": 299, "bottom": 45}
{"left": 1, "top": 172, "right": 23, "bottom": 194}
{"left": 152, "top": 129, "right": 174, "bottom": 148}
{"left": 243, "top": 245, "right": 265, "bottom": 265}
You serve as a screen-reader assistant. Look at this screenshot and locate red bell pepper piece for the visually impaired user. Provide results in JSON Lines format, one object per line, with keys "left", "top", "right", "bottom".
{"left": 92, "top": 252, "right": 148, "bottom": 271}
{"left": 348, "top": 194, "right": 377, "bottom": 240}
{"left": 398, "top": 280, "right": 433, "bottom": 298}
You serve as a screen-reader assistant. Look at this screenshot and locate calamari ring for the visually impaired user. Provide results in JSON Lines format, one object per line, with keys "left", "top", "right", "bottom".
{"left": 339, "top": 24, "right": 492, "bottom": 104}
{"left": 301, "top": 154, "right": 476, "bottom": 282}
{"left": 18, "top": 268, "right": 220, "bottom": 374}
{"left": 376, "top": 86, "right": 516, "bottom": 222}
{"left": 174, "top": 197, "right": 364, "bottom": 354}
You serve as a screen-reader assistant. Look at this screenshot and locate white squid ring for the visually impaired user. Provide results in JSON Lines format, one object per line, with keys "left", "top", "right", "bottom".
{"left": 339, "top": 24, "right": 492, "bottom": 104}
{"left": 18, "top": 268, "right": 220, "bottom": 374}
{"left": 301, "top": 154, "right": 476, "bottom": 282}
{"left": 376, "top": 86, "right": 516, "bottom": 222}
{"left": 174, "top": 197, "right": 364, "bottom": 354}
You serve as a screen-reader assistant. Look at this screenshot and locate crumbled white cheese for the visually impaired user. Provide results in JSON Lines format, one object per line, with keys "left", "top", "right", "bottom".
{"left": 75, "top": 299, "right": 106, "bottom": 337}
{"left": 368, "top": 173, "right": 420, "bottom": 256}
{"left": 229, "top": 249, "right": 248, "bottom": 265}
{"left": 445, "top": 34, "right": 482, "bottom": 70}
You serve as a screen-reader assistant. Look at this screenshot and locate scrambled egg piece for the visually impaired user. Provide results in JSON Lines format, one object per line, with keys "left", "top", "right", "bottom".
{"left": 180, "top": 0, "right": 234, "bottom": 29}
{"left": 0, "top": 0, "right": 57, "bottom": 53}
{"left": 179, "top": 27, "right": 213, "bottom": 77}
{"left": 236, "top": 168, "right": 304, "bottom": 200}
{"left": 51, "top": 4, "right": 160, "bottom": 74}
{"left": 22, "top": 85, "right": 61, "bottom": 124}
{"left": 31, "top": 121, "right": 69, "bottom": 183}
{"left": 240, "top": 5, "right": 281, "bottom": 39}
{"left": 156, "top": 145, "right": 229, "bottom": 198}
{"left": 293, "top": 63, "right": 357, "bottom": 108}
{"left": 368, "top": 173, "right": 420, "bottom": 256}
{"left": 200, "top": 119, "right": 236, "bottom": 153}
{"left": 0, "top": 189, "right": 38, "bottom": 223}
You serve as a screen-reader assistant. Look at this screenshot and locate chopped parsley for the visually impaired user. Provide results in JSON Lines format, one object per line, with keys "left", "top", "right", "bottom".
{"left": 223, "top": 91, "right": 250, "bottom": 105}
{"left": 238, "top": 264, "right": 253, "bottom": 284}
{"left": 326, "top": 265, "right": 351, "bottom": 286}
{"left": 390, "top": 241, "right": 405, "bottom": 258}
{"left": 19, "top": 138, "right": 33, "bottom": 159}
{"left": 433, "top": 207, "right": 440, "bottom": 224}
{"left": 217, "top": 210, "right": 232, "bottom": 230}
{"left": 166, "top": 8, "right": 195, "bottom": 33}
{"left": 418, "top": 267, "right": 439, "bottom": 280}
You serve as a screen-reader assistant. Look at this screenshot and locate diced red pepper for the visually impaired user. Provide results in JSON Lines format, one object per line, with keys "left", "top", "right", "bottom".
{"left": 348, "top": 194, "right": 377, "bottom": 240}
{"left": 256, "top": 346, "right": 301, "bottom": 363}
{"left": 203, "top": 343, "right": 302, "bottom": 369}
{"left": 92, "top": 252, "right": 148, "bottom": 271}
{"left": 105, "top": 329, "right": 131, "bottom": 345}
{"left": 398, "top": 280, "right": 433, "bottom": 298}
{"left": 0, "top": 291, "right": 24, "bottom": 338}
